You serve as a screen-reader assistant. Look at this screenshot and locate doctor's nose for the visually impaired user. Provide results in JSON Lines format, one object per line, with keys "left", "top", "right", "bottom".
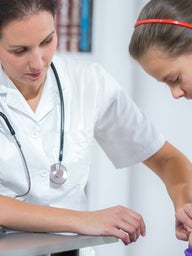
{"left": 28, "top": 49, "right": 44, "bottom": 71}
{"left": 169, "top": 86, "right": 185, "bottom": 99}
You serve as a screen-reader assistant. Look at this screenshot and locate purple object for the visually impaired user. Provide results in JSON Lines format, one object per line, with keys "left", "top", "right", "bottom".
{"left": 184, "top": 245, "right": 192, "bottom": 256}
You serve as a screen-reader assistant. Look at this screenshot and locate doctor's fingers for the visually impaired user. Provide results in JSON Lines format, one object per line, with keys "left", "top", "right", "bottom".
{"left": 115, "top": 211, "right": 146, "bottom": 244}
{"left": 102, "top": 206, "right": 146, "bottom": 244}
{"left": 112, "top": 222, "right": 142, "bottom": 245}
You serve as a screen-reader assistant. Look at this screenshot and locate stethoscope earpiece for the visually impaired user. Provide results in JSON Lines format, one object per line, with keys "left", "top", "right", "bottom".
{"left": 50, "top": 163, "right": 68, "bottom": 184}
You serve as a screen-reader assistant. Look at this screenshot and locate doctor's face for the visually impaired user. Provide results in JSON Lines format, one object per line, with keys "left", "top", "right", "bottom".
{"left": 138, "top": 48, "right": 192, "bottom": 100}
{"left": 0, "top": 11, "right": 57, "bottom": 90}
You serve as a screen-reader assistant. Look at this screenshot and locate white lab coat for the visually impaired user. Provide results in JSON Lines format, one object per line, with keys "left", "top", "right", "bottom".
{"left": 0, "top": 55, "right": 165, "bottom": 255}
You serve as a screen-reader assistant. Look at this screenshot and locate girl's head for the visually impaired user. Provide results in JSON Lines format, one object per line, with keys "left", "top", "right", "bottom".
{"left": 0, "top": 0, "right": 58, "bottom": 38}
{"left": 129, "top": 0, "right": 192, "bottom": 100}
{"left": 129, "top": 0, "right": 192, "bottom": 60}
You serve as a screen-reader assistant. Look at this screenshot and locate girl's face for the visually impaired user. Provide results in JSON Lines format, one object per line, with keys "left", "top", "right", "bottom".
{"left": 138, "top": 48, "right": 192, "bottom": 100}
{"left": 0, "top": 11, "right": 57, "bottom": 91}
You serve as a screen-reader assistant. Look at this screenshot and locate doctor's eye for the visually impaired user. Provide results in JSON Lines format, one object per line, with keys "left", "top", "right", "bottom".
{"left": 12, "top": 47, "right": 28, "bottom": 56}
{"left": 41, "top": 37, "right": 54, "bottom": 47}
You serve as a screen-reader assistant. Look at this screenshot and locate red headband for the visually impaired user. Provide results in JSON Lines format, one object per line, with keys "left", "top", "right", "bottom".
{"left": 134, "top": 19, "right": 192, "bottom": 29}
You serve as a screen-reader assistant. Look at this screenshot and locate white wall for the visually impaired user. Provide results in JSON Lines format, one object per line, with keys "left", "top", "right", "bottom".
{"left": 87, "top": 1, "right": 134, "bottom": 255}
{"left": 87, "top": 0, "right": 192, "bottom": 256}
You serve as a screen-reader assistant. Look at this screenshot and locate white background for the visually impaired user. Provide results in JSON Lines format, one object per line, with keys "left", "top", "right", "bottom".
{"left": 70, "top": 0, "right": 192, "bottom": 255}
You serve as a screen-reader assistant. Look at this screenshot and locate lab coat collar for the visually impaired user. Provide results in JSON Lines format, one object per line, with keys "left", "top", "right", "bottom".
{"left": 0, "top": 65, "right": 61, "bottom": 121}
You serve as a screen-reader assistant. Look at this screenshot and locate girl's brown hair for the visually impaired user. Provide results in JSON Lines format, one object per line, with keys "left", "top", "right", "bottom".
{"left": 129, "top": 0, "right": 192, "bottom": 59}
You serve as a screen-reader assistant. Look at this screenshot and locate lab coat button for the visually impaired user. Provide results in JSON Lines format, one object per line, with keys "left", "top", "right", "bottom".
{"left": 31, "top": 130, "right": 40, "bottom": 139}
{"left": 40, "top": 170, "right": 48, "bottom": 178}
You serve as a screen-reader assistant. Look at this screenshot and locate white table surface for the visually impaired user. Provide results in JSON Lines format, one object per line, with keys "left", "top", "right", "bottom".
{"left": 0, "top": 231, "right": 118, "bottom": 256}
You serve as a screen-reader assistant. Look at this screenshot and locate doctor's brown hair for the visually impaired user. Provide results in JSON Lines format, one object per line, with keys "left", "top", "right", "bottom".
{"left": 129, "top": 0, "right": 192, "bottom": 59}
{"left": 0, "top": 0, "right": 58, "bottom": 38}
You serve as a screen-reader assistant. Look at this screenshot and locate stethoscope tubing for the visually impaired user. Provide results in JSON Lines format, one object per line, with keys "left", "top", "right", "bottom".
{"left": 0, "top": 62, "right": 65, "bottom": 197}
{"left": 51, "top": 62, "right": 65, "bottom": 163}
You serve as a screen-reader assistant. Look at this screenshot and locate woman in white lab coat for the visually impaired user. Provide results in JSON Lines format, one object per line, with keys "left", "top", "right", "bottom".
{"left": 1, "top": 1, "right": 192, "bottom": 255}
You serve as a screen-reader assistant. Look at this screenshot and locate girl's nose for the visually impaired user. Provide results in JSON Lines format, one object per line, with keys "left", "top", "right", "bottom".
{"left": 170, "top": 86, "right": 185, "bottom": 99}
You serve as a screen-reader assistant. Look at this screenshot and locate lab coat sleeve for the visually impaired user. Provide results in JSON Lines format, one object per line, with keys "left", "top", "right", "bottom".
{"left": 93, "top": 65, "right": 165, "bottom": 168}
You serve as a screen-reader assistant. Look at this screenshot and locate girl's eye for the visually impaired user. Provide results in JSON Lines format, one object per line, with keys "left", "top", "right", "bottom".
{"left": 171, "top": 76, "right": 181, "bottom": 84}
{"left": 166, "top": 76, "right": 181, "bottom": 87}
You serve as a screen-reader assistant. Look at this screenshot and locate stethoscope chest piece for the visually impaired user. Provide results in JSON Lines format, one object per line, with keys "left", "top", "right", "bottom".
{"left": 50, "top": 163, "right": 68, "bottom": 184}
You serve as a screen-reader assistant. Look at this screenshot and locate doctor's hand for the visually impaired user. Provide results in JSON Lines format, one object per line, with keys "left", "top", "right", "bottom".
{"left": 175, "top": 203, "right": 192, "bottom": 241}
{"left": 77, "top": 205, "right": 146, "bottom": 245}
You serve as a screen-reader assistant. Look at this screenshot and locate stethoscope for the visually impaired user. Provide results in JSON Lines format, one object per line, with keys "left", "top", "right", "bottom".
{"left": 0, "top": 62, "right": 68, "bottom": 198}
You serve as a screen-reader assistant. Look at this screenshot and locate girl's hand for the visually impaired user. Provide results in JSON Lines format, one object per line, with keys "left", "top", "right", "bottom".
{"left": 175, "top": 204, "right": 192, "bottom": 241}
